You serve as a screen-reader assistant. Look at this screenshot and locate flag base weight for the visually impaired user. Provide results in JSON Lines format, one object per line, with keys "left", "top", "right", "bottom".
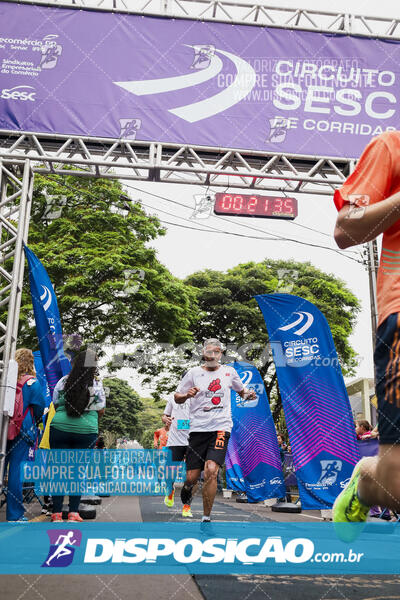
{"left": 271, "top": 501, "right": 301, "bottom": 513}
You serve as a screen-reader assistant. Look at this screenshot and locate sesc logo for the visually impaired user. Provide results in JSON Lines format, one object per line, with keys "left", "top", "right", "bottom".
{"left": 270, "top": 477, "right": 284, "bottom": 486}
{"left": 1, "top": 85, "right": 36, "bottom": 102}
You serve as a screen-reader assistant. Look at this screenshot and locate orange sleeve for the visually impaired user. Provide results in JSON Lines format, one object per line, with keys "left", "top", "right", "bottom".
{"left": 334, "top": 136, "right": 392, "bottom": 212}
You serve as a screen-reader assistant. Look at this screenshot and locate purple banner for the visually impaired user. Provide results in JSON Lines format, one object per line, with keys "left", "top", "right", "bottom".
{"left": 0, "top": 2, "right": 399, "bottom": 157}
{"left": 225, "top": 362, "right": 285, "bottom": 502}
{"left": 256, "top": 294, "right": 361, "bottom": 509}
{"left": 357, "top": 438, "right": 379, "bottom": 458}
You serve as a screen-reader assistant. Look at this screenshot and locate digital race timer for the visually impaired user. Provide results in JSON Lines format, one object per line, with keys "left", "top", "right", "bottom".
{"left": 213, "top": 193, "right": 298, "bottom": 220}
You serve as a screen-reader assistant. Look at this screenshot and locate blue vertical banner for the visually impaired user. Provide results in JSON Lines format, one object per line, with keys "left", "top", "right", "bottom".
{"left": 25, "top": 246, "right": 71, "bottom": 397}
{"left": 226, "top": 361, "right": 286, "bottom": 502}
{"left": 255, "top": 294, "right": 360, "bottom": 509}
{"left": 33, "top": 350, "right": 52, "bottom": 409}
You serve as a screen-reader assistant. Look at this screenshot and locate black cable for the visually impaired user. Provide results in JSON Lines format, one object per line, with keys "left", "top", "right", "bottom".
{"left": 40, "top": 175, "right": 363, "bottom": 263}
{"left": 120, "top": 182, "right": 363, "bottom": 263}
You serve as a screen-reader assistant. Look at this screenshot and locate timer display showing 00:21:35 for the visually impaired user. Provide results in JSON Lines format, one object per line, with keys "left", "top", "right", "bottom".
{"left": 213, "top": 193, "right": 298, "bottom": 219}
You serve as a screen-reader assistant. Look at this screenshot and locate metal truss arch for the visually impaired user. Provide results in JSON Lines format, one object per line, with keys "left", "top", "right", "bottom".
{"left": 0, "top": 131, "right": 351, "bottom": 195}
{"left": 7, "top": 0, "right": 400, "bottom": 40}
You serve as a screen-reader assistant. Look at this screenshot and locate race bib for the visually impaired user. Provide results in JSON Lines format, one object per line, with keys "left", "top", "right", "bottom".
{"left": 177, "top": 419, "right": 190, "bottom": 430}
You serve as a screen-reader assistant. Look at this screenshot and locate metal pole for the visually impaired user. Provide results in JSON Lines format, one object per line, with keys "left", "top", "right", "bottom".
{"left": 0, "top": 160, "right": 34, "bottom": 491}
{"left": 366, "top": 239, "right": 379, "bottom": 349}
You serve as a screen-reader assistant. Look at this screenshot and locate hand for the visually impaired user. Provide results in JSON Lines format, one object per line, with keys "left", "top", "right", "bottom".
{"left": 162, "top": 415, "right": 173, "bottom": 426}
{"left": 243, "top": 389, "right": 256, "bottom": 400}
{"left": 186, "top": 387, "right": 200, "bottom": 399}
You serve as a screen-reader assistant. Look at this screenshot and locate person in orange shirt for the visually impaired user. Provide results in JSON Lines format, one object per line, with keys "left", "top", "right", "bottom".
{"left": 153, "top": 425, "right": 169, "bottom": 450}
{"left": 332, "top": 131, "right": 400, "bottom": 524}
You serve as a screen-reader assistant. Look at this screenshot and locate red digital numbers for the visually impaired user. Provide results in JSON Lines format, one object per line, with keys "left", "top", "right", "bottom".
{"left": 214, "top": 193, "right": 297, "bottom": 220}
{"left": 221, "top": 194, "right": 232, "bottom": 210}
{"left": 248, "top": 196, "right": 258, "bottom": 212}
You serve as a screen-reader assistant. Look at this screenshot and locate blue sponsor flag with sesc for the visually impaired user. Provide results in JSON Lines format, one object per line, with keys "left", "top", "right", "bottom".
{"left": 33, "top": 350, "right": 52, "bottom": 409}
{"left": 226, "top": 361, "right": 286, "bottom": 502}
{"left": 255, "top": 294, "right": 360, "bottom": 509}
{"left": 25, "top": 246, "right": 70, "bottom": 397}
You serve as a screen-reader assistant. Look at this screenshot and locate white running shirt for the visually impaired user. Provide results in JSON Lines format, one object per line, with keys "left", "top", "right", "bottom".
{"left": 164, "top": 395, "right": 190, "bottom": 447}
{"left": 176, "top": 365, "right": 244, "bottom": 433}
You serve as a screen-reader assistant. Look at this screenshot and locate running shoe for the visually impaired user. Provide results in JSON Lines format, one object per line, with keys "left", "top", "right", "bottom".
{"left": 182, "top": 504, "right": 193, "bottom": 518}
{"left": 333, "top": 461, "right": 369, "bottom": 523}
{"left": 164, "top": 490, "right": 175, "bottom": 508}
{"left": 67, "top": 512, "right": 83, "bottom": 522}
{"left": 50, "top": 513, "right": 63, "bottom": 522}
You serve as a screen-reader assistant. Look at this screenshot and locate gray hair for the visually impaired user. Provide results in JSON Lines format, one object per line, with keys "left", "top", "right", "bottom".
{"left": 203, "top": 338, "right": 224, "bottom": 351}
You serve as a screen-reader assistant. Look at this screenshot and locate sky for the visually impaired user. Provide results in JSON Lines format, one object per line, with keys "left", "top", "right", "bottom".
{"left": 110, "top": 0, "right": 400, "bottom": 392}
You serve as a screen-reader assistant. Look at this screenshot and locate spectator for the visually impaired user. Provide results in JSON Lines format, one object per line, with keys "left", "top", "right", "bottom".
{"left": 276, "top": 431, "right": 291, "bottom": 504}
{"left": 5, "top": 348, "right": 45, "bottom": 522}
{"left": 49, "top": 349, "right": 106, "bottom": 522}
{"left": 277, "top": 433, "right": 287, "bottom": 459}
{"left": 154, "top": 425, "right": 169, "bottom": 450}
{"left": 355, "top": 420, "right": 373, "bottom": 440}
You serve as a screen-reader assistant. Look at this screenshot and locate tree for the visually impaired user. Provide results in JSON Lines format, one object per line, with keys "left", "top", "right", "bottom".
{"left": 141, "top": 429, "right": 157, "bottom": 450}
{"left": 135, "top": 259, "right": 361, "bottom": 420}
{"left": 136, "top": 396, "right": 166, "bottom": 437}
{"left": 16, "top": 172, "right": 197, "bottom": 349}
{"left": 100, "top": 377, "right": 143, "bottom": 439}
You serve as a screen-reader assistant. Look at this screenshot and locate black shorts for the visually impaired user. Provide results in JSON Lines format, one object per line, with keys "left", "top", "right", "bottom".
{"left": 186, "top": 431, "right": 230, "bottom": 471}
{"left": 167, "top": 445, "right": 187, "bottom": 462}
{"left": 375, "top": 313, "right": 400, "bottom": 444}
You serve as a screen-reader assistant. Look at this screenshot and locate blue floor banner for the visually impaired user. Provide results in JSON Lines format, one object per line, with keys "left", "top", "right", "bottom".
{"left": 25, "top": 246, "right": 70, "bottom": 396}
{"left": 255, "top": 294, "right": 360, "bottom": 510}
{"left": 0, "top": 521, "right": 398, "bottom": 574}
{"left": 226, "top": 361, "right": 285, "bottom": 501}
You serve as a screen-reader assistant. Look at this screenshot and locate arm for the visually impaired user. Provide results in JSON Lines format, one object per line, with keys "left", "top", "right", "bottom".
{"left": 162, "top": 413, "right": 173, "bottom": 426}
{"left": 174, "top": 370, "right": 198, "bottom": 404}
{"left": 174, "top": 388, "right": 199, "bottom": 404}
{"left": 334, "top": 192, "right": 400, "bottom": 249}
{"left": 231, "top": 368, "right": 256, "bottom": 400}
{"left": 162, "top": 398, "right": 173, "bottom": 426}
{"left": 333, "top": 135, "right": 393, "bottom": 249}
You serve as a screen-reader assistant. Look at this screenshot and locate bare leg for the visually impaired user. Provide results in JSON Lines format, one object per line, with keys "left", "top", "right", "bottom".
{"left": 202, "top": 460, "right": 219, "bottom": 518}
{"left": 358, "top": 445, "right": 400, "bottom": 510}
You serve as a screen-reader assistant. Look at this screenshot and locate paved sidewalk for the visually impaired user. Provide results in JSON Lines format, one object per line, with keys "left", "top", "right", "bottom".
{"left": 0, "top": 495, "right": 204, "bottom": 600}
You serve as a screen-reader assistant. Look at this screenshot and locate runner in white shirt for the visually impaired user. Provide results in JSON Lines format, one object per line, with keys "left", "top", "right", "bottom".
{"left": 162, "top": 394, "right": 192, "bottom": 517}
{"left": 174, "top": 338, "right": 256, "bottom": 524}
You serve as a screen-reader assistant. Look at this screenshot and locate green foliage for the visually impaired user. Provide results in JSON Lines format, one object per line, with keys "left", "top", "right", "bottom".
{"left": 185, "top": 260, "right": 360, "bottom": 372}
{"left": 100, "top": 377, "right": 142, "bottom": 439}
{"left": 136, "top": 396, "right": 165, "bottom": 444}
{"left": 17, "top": 173, "right": 197, "bottom": 348}
{"left": 140, "top": 429, "right": 157, "bottom": 450}
{"left": 136, "top": 259, "right": 361, "bottom": 424}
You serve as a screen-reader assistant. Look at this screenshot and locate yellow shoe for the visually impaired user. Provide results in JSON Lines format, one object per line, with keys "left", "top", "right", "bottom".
{"left": 164, "top": 490, "right": 175, "bottom": 508}
{"left": 182, "top": 504, "right": 193, "bottom": 518}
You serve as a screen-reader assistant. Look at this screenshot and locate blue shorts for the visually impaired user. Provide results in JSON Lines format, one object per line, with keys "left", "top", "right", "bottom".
{"left": 375, "top": 313, "right": 400, "bottom": 444}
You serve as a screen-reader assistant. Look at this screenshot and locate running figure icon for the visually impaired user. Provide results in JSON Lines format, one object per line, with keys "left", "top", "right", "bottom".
{"left": 45, "top": 531, "right": 77, "bottom": 566}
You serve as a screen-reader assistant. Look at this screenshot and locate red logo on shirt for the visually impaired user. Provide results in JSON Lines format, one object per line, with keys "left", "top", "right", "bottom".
{"left": 208, "top": 379, "right": 222, "bottom": 405}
